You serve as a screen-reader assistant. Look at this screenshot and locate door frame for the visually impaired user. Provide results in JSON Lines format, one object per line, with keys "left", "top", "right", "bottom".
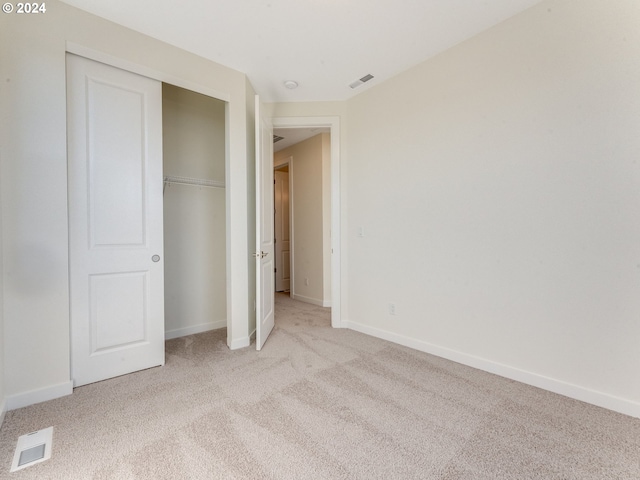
{"left": 65, "top": 43, "right": 237, "bottom": 348}
{"left": 271, "top": 117, "right": 342, "bottom": 328}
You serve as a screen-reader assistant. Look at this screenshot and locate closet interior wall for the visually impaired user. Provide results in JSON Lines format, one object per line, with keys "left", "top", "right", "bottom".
{"left": 162, "top": 84, "right": 227, "bottom": 339}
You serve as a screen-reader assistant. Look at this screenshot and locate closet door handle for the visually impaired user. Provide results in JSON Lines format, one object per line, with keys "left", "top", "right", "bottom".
{"left": 152, "top": 255, "right": 161, "bottom": 262}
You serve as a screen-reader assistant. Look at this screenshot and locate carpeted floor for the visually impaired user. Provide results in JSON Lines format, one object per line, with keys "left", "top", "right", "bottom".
{"left": 0, "top": 293, "right": 638, "bottom": 479}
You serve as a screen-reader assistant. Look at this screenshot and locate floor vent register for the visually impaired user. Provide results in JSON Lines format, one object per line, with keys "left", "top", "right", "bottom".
{"left": 10, "top": 427, "right": 53, "bottom": 472}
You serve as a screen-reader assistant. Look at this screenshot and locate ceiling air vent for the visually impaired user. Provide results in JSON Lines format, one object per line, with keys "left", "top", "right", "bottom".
{"left": 349, "top": 74, "right": 374, "bottom": 89}
{"left": 273, "top": 135, "right": 285, "bottom": 143}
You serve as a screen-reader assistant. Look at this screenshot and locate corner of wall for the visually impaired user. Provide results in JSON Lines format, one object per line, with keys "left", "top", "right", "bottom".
{"left": 0, "top": 399, "right": 6, "bottom": 431}
{"left": 0, "top": 398, "right": 7, "bottom": 429}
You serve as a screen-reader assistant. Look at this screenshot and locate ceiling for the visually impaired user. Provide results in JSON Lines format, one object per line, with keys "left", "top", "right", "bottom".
{"left": 273, "top": 127, "right": 330, "bottom": 152}
{"left": 60, "top": 0, "right": 543, "bottom": 103}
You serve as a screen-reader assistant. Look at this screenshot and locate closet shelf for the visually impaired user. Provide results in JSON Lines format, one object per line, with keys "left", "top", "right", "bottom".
{"left": 163, "top": 175, "right": 225, "bottom": 189}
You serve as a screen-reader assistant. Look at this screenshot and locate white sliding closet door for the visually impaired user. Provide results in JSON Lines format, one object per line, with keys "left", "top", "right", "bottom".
{"left": 67, "top": 54, "right": 165, "bottom": 386}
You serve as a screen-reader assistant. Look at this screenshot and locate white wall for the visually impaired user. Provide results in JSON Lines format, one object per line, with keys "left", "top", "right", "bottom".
{"left": 0, "top": 0, "right": 251, "bottom": 408}
{"left": 275, "top": 134, "right": 330, "bottom": 306}
{"left": 162, "top": 84, "right": 226, "bottom": 339}
{"left": 344, "top": 0, "right": 640, "bottom": 417}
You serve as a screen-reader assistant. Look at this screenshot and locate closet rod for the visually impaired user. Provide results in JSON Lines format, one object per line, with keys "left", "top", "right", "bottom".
{"left": 163, "top": 175, "right": 225, "bottom": 189}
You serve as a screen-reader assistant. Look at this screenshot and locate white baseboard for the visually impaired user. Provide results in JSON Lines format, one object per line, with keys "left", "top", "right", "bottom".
{"left": 227, "top": 328, "right": 256, "bottom": 350}
{"left": 344, "top": 319, "right": 640, "bottom": 419}
{"left": 165, "top": 320, "right": 226, "bottom": 340}
{"left": 228, "top": 336, "right": 250, "bottom": 350}
{"left": 291, "top": 293, "right": 331, "bottom": 308}
{"left": 6, "top": 381, "right": 73, "bottom": 411}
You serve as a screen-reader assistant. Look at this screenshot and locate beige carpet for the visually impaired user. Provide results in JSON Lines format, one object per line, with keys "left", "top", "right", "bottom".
{"left": 0, "top": 293, "right": 638, "bottom": 479}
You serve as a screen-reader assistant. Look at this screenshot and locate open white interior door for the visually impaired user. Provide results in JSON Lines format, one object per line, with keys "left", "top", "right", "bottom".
{"left": 67, "top": 54, "right": 165, "bottom": 386}
{"left": 255, "top": 95, "right": 275, "bottom": 350}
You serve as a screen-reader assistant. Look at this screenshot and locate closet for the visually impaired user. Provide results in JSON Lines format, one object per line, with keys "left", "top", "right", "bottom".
{"left": 162, "top": 84, "right": 227, "bottom": 339}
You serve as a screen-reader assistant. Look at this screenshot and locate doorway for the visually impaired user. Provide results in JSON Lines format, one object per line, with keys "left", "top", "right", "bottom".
{"left": 274, "top": 163, "right": 291, "bottom": 293}
{"left": 271, "top": 118, "right": 341, "bottom": 328}
{"left": 162, "top": 84, "right": 227, "bottom": 340}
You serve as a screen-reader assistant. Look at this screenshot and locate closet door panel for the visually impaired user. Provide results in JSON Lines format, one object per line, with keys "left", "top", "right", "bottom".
{"left": 67, "top": 53, "right": 165, "bottom": 387}
{"left": 88, "top": 79, "right": 146, "bottom": 247}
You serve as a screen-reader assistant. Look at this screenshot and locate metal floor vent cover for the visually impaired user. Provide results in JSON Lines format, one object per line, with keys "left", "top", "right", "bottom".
{"left": 11, "top": 427, "right": 53, "bottom": 472}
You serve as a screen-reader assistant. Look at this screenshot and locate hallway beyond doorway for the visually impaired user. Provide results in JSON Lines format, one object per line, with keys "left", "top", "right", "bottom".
{"left": 274, "top": 291, "right": 331, "bottom": 329}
